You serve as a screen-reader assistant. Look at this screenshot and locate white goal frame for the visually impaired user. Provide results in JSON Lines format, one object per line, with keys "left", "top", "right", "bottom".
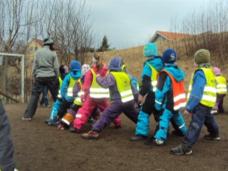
{"left": 0, "top": 52, "right": 25, "bottom": 103}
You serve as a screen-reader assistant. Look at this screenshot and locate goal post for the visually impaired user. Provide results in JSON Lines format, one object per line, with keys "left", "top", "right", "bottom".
{"left": 0, "top": 52, "right": 25, "bottom": 103}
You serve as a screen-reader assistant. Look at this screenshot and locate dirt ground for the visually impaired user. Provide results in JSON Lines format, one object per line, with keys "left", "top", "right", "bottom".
{"left": 4, "top": 103, "right": 228, "bottom": 171}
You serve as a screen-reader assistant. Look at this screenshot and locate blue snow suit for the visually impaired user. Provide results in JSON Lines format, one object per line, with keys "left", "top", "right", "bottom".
{"left": 135, "top": 57, "right": 163, "bottom": 136}
{"left": 154, "top": 64, "right": 188, "bottom": 141}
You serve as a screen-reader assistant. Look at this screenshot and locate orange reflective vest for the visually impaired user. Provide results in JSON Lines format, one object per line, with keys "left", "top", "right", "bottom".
{"left": 162, "top": 70, "right": 186, "bottom": 111}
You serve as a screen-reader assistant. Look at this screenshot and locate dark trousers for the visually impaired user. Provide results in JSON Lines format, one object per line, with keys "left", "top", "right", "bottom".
{"left": 0, "top": 100, "right": 16, "bottom": 171}
{"left": 23, "top": 76, "right": 58, "bottom": 118}
{"left": 184, "top": 104, "right": 219, "bottom": 147}
{"left": 40, "top": 85, "right": 49, "bottom": 106}
{"left": 57, "top": 100, "right": 72, "bottom": 119}
{"left": 92, "top": 100, "right": 138, "bottom": 132}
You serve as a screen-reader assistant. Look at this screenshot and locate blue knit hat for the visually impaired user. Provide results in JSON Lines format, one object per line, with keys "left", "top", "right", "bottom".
{"left": 70, "top": 60, "right": 81, "bottom": 78}
{"left": 144, "top": 43, "right": 158, "bottom": 57}
{"left": 162, "top": 48, "right": 177, "bottom": 63}
{"left": 108, "top": 56, "right": 123, "bottom": 71}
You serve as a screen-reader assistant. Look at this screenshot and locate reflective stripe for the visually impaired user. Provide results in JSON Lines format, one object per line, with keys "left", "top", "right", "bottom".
{"left": 155, "top": 100, "right": 162, "bottom": 105}
{"left": 90, "top": 88, "right": 109, "bottom": 93}
{"left": 78, "top": 91, "right": 84, "bottom": 96}
{"left": 174, "top": 93, "right": 186, "bottom": 102}
{"left": 76, "top": 114, "right": 82, "bottom": 118}
{"left": 178, "top": 123, "right": 185, "bottom": 129}
{"left": 61, "top": 118, "right": 70, "bottom": 126}
{"left": 174, "top": 102, "right": 186, "bottom": 111}
{"left": 152, "top": 80, "right": 157, "bottom": 87}
{"left": 121, "top": 95, "right": 134, "bottom": 103}
{"left": 217, "top": 84, "right": 227, "bottom": 88}
{"left": 90, "top": 93, "right": 110, "bottom": 98}
{"left": 204, "top": 86, "right": 217, "bottom": 93}
{"left": 217, "top": 89, "right": 227, "bottom": 93}
{"left": 120, "top": 90, "right": 132, "bottom": 96}
{"left": 67, "top": 87, "right": 73, "bottom": 97}
{"left": 201, "top": 94, "right": 216, "bottom": 102}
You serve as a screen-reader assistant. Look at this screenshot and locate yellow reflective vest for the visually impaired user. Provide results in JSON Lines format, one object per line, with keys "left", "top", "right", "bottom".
{"left": 188, "top": 67, "right": 216, "bottom": 107}
{"left": 89, "top": 69, "right": 110, "bottom": 99}
{"left": 110, "top": 71, "right": 134, "bottom": 103}
{"left": 73, "top": 79, "right": 83, "bottom": 106}
{"left": 146, "top": 63, "right": 158, "bottom": 92}
{"left": 215, "top": 75, "right": 227, "bottom": 95}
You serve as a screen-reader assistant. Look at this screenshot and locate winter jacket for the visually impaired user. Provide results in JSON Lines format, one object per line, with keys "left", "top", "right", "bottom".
{"left": 32, "top": 46, "right": 59, "bottom": 78}
{"left": 140, "top": 57, "right": 163, "bottom": 95}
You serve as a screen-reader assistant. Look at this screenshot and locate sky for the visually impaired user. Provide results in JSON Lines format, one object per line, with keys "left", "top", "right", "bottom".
{"left": 85, "top": 0, "right": 219, "bottom": 49}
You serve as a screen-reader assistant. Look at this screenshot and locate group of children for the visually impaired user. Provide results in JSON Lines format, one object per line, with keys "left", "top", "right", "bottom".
{"left": 44, "top": 43, "right": 227, "bottom": 156}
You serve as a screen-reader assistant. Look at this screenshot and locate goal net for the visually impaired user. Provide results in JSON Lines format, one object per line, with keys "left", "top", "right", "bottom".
{"left": 0, "top": 52, "right": 25, "bottom": 103}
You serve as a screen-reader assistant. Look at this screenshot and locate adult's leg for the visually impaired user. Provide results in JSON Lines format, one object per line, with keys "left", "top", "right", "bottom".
{"left": 23, "top": 78, "right": 43, "bottom": 118}
{"left": 43, "top": 86, "right": 49, "bottom": 106}
{"left": 46, "top": 76, "right": 58, "bottom": 101}
{"left": 0, "top": 101, "right": 16, "bottom": 171}
{"left": 92, "top": 101, "right": 123, "bottom": 132}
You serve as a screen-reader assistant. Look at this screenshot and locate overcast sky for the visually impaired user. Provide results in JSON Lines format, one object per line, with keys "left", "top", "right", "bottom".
{"left": 85, "top": 0, "right": 221, "bottom": 49}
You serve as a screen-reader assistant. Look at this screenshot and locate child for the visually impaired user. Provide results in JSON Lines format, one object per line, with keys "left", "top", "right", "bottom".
{"left": 130, "top": 43, "right": 164, "bottom": 141}
{"left": 58, "top": 64, "right": 91, "bottom": 129}
{"left": 56, "top": 60, "right": 82, "bottom": 121}
{"left": 70, "top": 55, "right": 121, "bottom": 132}
{"left": 171, "top": 49, "right": 220, "bottom": 155}
{"left": 213, "top": 67, "right": 227, "bottom": 113}
{"left": 153, "top": 48, "right": 188, "bottom": 145}
{"left": 46, "top": 64, "right": 68, "bottom": 125}
{"left": 81, "top": 56, "right": 139, "bottom": 139}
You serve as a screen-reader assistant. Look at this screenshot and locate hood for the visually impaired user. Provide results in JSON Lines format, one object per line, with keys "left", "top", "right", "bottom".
{"left": 146, "top": 56, "right": 164, "bottom": 72}
{"left": 164, "top": 64, "right": 185, "bottom": 82}
{"left": 70, "top": 70, "right": 81, "bottom": 79}
{"left": 108, "top": 56, "right": 123, "bottom": 71}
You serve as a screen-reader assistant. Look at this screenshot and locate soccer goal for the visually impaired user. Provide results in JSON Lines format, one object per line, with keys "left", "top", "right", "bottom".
{"left": 0, "top": 52, "right": 25, "bottom": 103}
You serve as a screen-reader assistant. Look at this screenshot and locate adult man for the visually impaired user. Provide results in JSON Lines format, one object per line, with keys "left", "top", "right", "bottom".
{"left": 22, "top": 38, "right": 59, "bottom": 120}
{"left": 0, "top": 100, "right": 18, "bottom": 171}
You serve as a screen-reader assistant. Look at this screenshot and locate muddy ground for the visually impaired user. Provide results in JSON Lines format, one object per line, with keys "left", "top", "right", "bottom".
{"left": 4, "top": 103, "right": 228, "bottom": 171}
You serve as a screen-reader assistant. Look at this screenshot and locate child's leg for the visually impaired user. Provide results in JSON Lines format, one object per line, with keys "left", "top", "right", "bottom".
{"left": 217, "top": 94, "right": 225, "bottom": 113}
{"left": 73, "top": 98, "right": 96, "bottom": 130}
{"left": 172, "top": 111, "right": 188, "bottom": 136}
{"left": 97, "top": 100, "right": 121, "bottom": 127}
{"left": 183, "top": 105, "right": 207, "bottom": 146}
{"left": 92, "top": 101, "right": 123, "bottom": 132}
{"left": 204, "top": 112, "right": 219, "bottom": 137}
{"left": 49, "top": 99, "right": 62, "bottom": 121}
{"left": 154, "top": 108, "right": 173, "bottom": 141}
{"left": 61, "top": 104, "right": 81, "bottom": 128}
{"left": 123, "top": 101, "right": 139, "bottom": 123}
{"left": 57, "top": 100, "right": 72, "bottom": 119}
{"left": 135, "top": 92, "right": 155, "bottom": 137}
